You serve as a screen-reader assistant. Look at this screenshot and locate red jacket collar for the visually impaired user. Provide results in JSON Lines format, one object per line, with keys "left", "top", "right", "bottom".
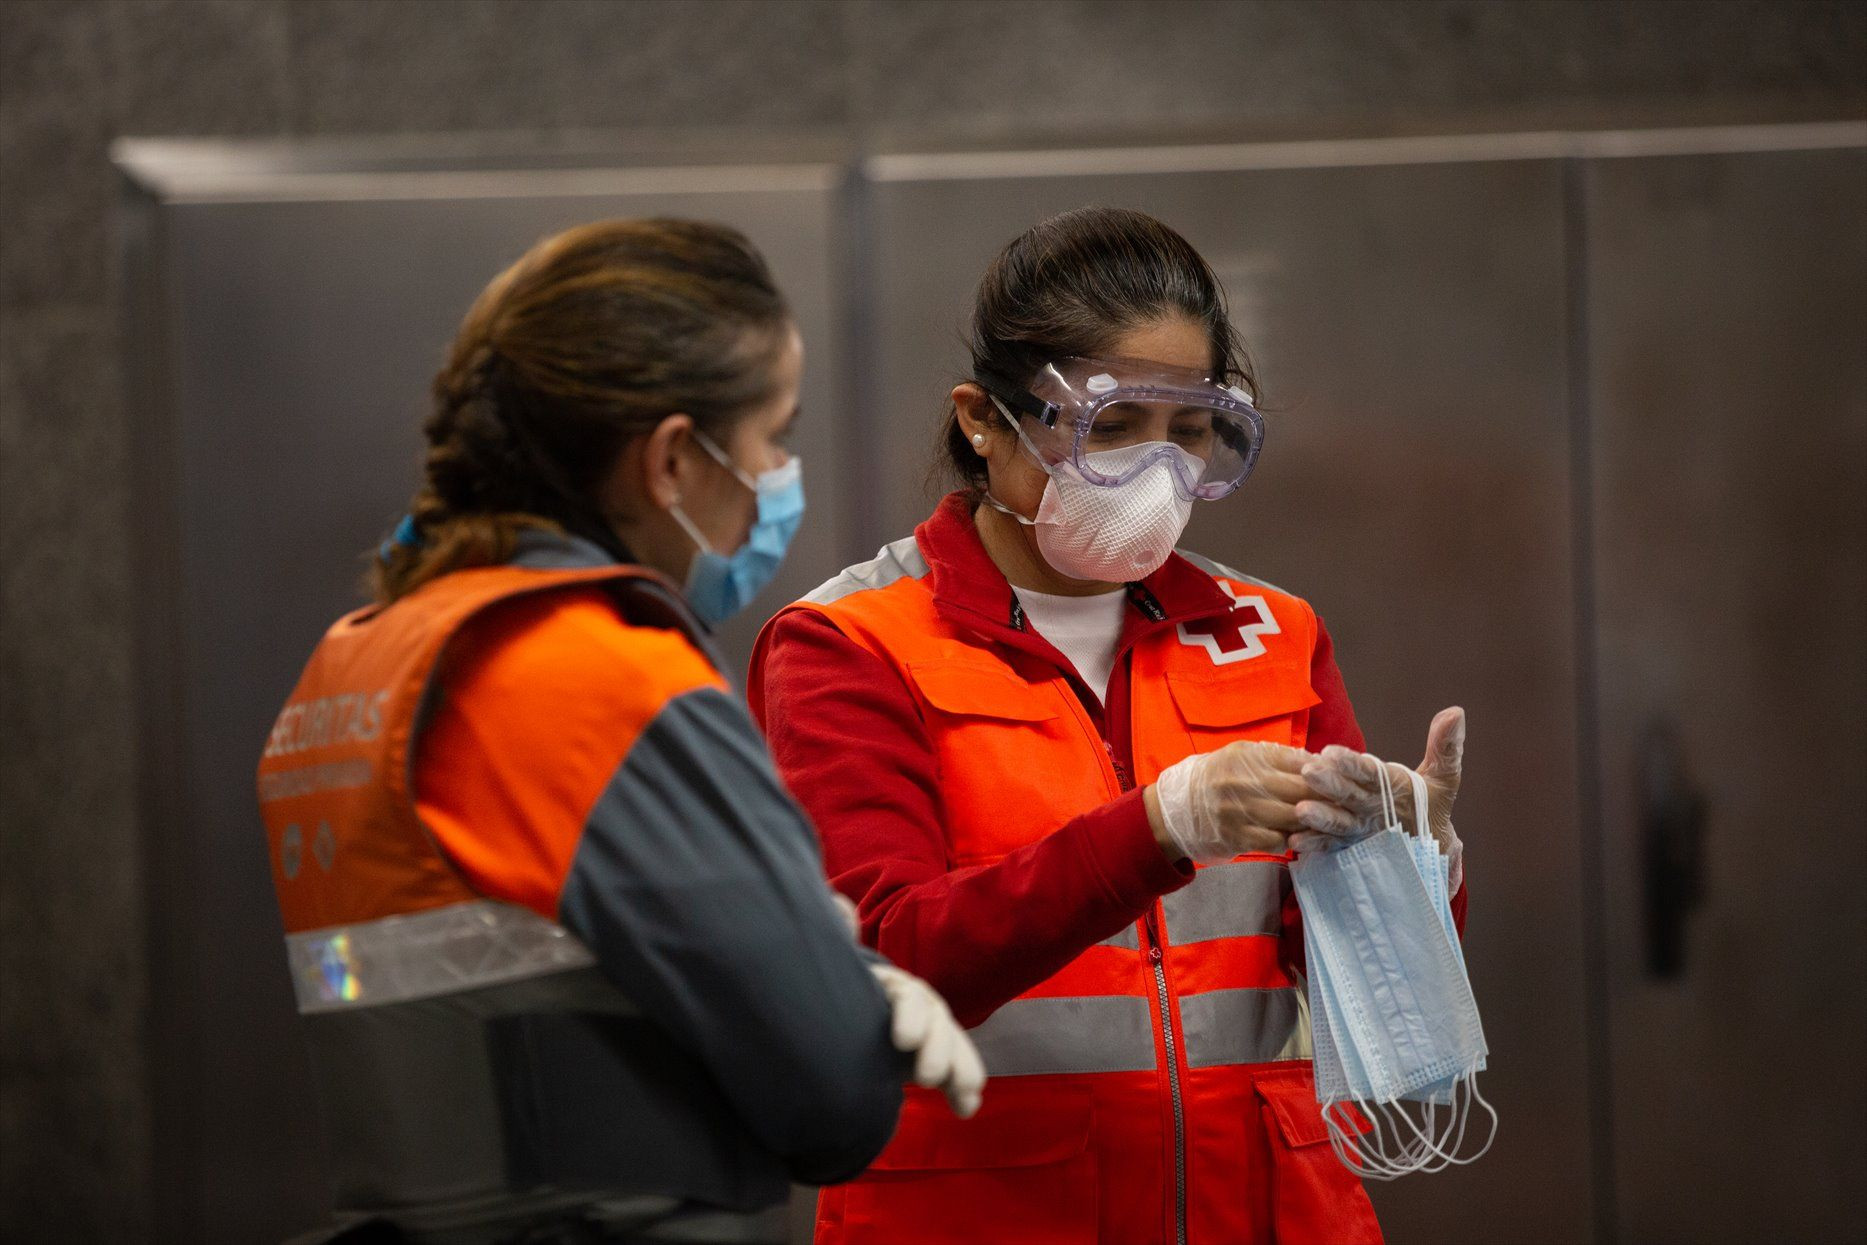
{"left": 913, "top": 491, "right": 1238, "bottom": 644}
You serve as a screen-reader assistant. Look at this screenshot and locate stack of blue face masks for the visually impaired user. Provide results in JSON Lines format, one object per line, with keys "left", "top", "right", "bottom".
{"left": 1291, "top": 760, "right": 1497, "bottom": 1178}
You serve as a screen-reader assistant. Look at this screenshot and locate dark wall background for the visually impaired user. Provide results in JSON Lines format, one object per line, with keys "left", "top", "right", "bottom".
{"left": 2, "top": 2, "right": 1863, "bottom": 1239}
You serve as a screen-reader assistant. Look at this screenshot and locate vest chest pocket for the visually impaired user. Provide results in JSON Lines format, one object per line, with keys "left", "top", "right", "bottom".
{"left": 1164, "top": 661, "right": 1323, "bottom": 752}
{"left": 904, "top": 659, "right": 1111, "bottom": 864}
{"left": 907, "top": 658, "right": 1062, "bottom": 724}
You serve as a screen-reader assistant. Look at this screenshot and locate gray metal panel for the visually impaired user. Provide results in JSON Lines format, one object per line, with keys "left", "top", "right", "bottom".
{"left": 1586, "top": 147, "right": 1867, "bottom": 1245}
{"left": 127, "top": 159, "right": 850, "bottom": 1244}
{"left": 867, "top": 156, "right": 1590, "bottom": 1244}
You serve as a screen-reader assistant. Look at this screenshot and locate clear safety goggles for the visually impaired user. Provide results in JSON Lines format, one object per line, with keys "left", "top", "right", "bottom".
{"left": 976, "top": 356, "right": 1265, "bottom": 500}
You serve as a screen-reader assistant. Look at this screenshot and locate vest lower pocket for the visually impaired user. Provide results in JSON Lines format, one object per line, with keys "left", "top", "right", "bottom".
{"left": 1253, "top": 1070, "right": 1384, "bottom": 1245}
{"left": 825, "top": 1085, "right": 1098, "bottom": 1245}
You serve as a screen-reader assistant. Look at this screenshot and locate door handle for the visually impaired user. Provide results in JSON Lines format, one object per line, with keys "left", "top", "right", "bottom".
{"left": 1639, "top": 722, "right": 1709, "bottom": 980}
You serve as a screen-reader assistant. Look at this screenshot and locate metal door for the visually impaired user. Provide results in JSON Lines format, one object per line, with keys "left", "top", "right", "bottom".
{"left": 118, "top": 127, "right": 1867, "bottom": 1245}
{"left": 1584, "top": 146, "right": 1867, "bottom": 1245}
{"left": 864, "top": 149, "right": 1591, "bottom": 1244}
{"left": 119, "top": 149, "right": 856, "bottom": 1244}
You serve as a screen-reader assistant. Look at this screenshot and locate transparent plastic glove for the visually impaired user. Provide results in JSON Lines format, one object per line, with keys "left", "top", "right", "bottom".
{"left": 1292, "top": 706, "right": 1467, "bottom": 890}
{"left": 870, "top": 963, "right": 986, "bottom": 1119}
{"left": 1152, "top": 740, "right": 1319, "bottom": 863}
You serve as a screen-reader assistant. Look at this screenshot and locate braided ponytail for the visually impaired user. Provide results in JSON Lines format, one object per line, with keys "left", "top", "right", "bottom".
{"left": 373, "top": 218, "right": 790, "bottom": 602}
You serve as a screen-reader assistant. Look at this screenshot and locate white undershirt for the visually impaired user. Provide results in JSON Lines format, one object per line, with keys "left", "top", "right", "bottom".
{"left": 1015, "top": 586, "right": 1130, "bottom": 704}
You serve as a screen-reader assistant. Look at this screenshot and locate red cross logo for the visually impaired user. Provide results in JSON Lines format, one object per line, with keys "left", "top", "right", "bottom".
{"left": 1177, "top": 584, "right": 1280, "bottom": 665}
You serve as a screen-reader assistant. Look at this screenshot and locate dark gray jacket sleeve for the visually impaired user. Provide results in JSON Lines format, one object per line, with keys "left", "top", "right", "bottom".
{"left": 557, "top": 685, "right": 905, "bottom": 1185}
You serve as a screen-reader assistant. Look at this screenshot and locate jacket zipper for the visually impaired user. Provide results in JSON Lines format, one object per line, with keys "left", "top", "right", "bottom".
{"left": 1105, "top": 715, "right": 1186, "bottom": 1244}
{"left": 1103, "top": 739, "right": 1131, "bottom": 792}
{"left": 1069, "top": 662, "right": 1187, "bottom": 1244}
{"left": 1146, "top": 908, "right": 1188, "bottom": 1245}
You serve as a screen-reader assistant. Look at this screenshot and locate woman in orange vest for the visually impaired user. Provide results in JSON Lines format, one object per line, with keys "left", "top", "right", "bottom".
{"left": 256, "top": 219, "right": 982, "bottom": 1245}
{"left": 750, "top": 206, "right": 1469, "bottom": 1245}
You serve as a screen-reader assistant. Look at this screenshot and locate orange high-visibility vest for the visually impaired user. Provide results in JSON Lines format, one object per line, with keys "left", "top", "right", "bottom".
{"left": 778, "top": 541, "right": 1380, "bottom": 1245}
{"left": 256, "top": 561, "right": 799, "bottom": 1224}
{"left": 258, "top": 562, "right": 644, "bottom": 934}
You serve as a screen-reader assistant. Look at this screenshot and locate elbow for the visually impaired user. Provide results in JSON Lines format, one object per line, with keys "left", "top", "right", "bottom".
{"left": 772, "top": 1040, "right": 905, "bottom": 1186}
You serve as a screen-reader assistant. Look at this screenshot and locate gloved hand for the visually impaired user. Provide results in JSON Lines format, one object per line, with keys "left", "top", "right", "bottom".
{"left": 1151, "top": 740, "right": 1321, "bottom": 863}
{"left": 870, "top": 963, "right": 986, "bottom": 1119}
{"left": 1292, "top": 706, "right": 1467, "bottom": 891}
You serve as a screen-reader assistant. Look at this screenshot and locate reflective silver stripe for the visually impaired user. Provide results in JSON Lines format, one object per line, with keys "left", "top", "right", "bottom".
{"left": 286, "top": 900, "right": 598, "bottom": 1014}
{"left": 1175, "top": 548, "right": 1289, "bottom": 597}
{"left": 803, "top": 536, "right": 929, "bottom": 605}
{"left": 1178, "top": 986, "right": 1309, "bottom": 1068}
{"left": 1098, "top": 923, "right": 1140, "bottom": 949}
{"left": 968, "top": 995, "right": 1158, "bottom": 1076}
{"left": 1162, "top": 860, "right": 1285, "bottom": 945}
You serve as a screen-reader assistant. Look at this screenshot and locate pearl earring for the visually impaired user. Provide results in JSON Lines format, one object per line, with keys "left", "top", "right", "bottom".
{"left": 971, "top": 433, "right": 987, "bottom": 448}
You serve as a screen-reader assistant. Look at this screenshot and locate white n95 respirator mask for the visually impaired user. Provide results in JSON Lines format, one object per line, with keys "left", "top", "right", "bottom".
{"left": 985, "top": 398, "right": 1197, "bottom": 583}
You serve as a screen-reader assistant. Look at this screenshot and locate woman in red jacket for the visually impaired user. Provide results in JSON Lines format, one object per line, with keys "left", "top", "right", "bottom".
{"left": 750, "top": 207, "right": 1468, "bottom": 1245}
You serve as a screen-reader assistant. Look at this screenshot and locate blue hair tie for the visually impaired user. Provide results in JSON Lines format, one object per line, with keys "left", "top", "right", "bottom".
{"left": 379, "top": 514, "right": 422, "bottom": 561}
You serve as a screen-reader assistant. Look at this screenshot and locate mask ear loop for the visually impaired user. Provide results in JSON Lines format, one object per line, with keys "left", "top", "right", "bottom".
{"left": 1382, "top": 1098, "right": 1448, "bottom": 1176}
{"left": 1413, "top": 1097, "right": 1452, "bottom": 1172}
{"left": 667, "top": 502, "right": 716, "bottom": 559}
{"left": 1403, "top": 1074, "right": 1496, "bottom": 1172}
{"left": 1323, "top": 1104, "right": 1361, "bottom": 1174}
{"left": 1405, "top": 1080, "right": 1466, "bottom": 1174}
{"left": 1433, "top": 1083, "right": 1473, "bottom": 1167}
{"left": 1348, "top": 1098, "right": 1397, "bottom": 1177}
{"left": 1380, "top": 1109, "right": 1431, "bottom": 1179}
{"left": 1377, "top": 756, "right": 1400, "bottom": 835}
{"left": 1327, "top": 1099, "right": 1413, "bottom": 1181}
{"left": 1406, "top": 765, "right": 1432, "bottom": 847}
{"left": 1362, "top": 1084, "right": 1491, "bottom": 1180}
{"left": 1348, "top": 1095, "right": 1425, "bottom": 1180}
{"left": 1326, "top": 1101, "right": 1390, "bottom": 1180}
{"left": 1398, "top": 1093, "right": 1460, "bottom": 1174}
{"left": 1437, "top": 1072, "right": 1499, "bottom": 1167}
{"left": 1431, "top": 1077, "right": 1475, "bottom": 1170}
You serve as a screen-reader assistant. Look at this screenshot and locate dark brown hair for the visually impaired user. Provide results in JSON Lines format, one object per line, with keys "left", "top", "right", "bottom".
{"left": 942, "top": 206, "right": 1256, "bottom": 487}
{"left": 374, "top": 218, "right": 790, "bottom": 601}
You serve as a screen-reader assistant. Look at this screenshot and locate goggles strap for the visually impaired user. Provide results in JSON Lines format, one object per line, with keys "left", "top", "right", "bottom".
{"left": 974, "top": 365, "right": 1058, "bottom": 424}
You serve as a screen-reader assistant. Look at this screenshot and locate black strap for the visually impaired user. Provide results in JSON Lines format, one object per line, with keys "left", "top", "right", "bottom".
{"left": 972, "top": 363, "right": 1061, "bottom": 427}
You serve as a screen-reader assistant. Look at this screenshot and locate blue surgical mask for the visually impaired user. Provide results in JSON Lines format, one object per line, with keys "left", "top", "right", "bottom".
{"left": 1292, "top": 763, "right": 1495, "bottom": 1178}
{"left": 669, "top": 432, "right": 804, "bottom": 626}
